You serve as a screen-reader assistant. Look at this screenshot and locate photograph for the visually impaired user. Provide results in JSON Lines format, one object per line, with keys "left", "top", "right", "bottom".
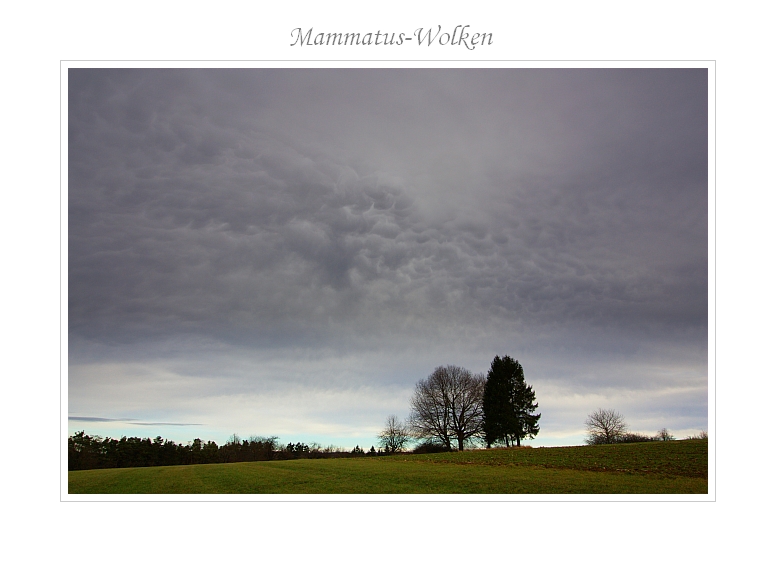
{"left": 66, "top": 67, "right": 709, "bottom": 495}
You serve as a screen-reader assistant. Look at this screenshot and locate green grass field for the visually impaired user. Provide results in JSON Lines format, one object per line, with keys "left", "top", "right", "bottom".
{"left": 68, "top": 439, "right": 708, "bottom": 494}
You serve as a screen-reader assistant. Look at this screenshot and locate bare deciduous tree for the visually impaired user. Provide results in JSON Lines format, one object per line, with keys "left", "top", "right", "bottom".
{"left": 685, "top": 430, "right": 708, "bottom": 440}
{"left": 656, "top": 428, "right": 675, "bottom": 441}
{"left": 377, "top": 414, "right": 411, "bottom": 453}
{"left": 408, "top": 365, "right": 486, "bottom": 451}
{"left": 584, "top": 408, "right": 627, "bottom": 445}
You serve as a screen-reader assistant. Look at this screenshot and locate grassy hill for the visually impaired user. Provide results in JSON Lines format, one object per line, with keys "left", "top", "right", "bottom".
{"left": 68, "top": 439, "right": 708, "bottom": 494}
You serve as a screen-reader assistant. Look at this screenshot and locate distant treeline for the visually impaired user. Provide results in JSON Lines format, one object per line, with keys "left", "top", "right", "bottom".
{"left": 68, "top": 431, "right": 387, "bottom": 471}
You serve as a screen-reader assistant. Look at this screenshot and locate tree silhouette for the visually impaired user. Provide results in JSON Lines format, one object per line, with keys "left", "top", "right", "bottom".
{"left": 585, "top": 408, "right": 627, "bottom": 444}
{"left": 482, "top": 355, "right": 540, "bottom": 447}
{"left": 377, "top": 414, "right": 411, "bottom": 453}
{"left": 408, "top": 365, "right": 485, "bottom": 451}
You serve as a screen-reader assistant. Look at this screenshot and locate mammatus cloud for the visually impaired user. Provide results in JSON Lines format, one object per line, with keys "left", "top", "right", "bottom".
{"left": 68, "top": 69, "right": 707, "bottom": 445}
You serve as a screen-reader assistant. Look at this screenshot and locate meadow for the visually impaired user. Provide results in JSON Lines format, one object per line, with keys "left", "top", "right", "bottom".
{"left": 68, "top": 439, "right": 707, "bottom": 494}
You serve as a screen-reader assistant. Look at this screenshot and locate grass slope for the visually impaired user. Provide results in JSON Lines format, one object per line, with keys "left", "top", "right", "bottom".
{"left": 69, "top": 439, "right": 708, "bottom": 494}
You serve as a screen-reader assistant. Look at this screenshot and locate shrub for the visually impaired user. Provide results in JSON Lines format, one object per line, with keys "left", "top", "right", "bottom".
{"left": 618, "top": 432, "right": 654, "bottom": 443}
{"left": 586, "top": 431, "right": 653, "bottom": 445}
{"left": 412, "top": 441, "right": 452, "bottom": 454}
{"left": 686, "top": 430, "right": 708, "bottom": 440}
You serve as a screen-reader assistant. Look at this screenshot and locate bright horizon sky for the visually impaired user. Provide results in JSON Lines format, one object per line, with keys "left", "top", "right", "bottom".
{"left": 67, "top": 67, "right": 709, "bottom": 450}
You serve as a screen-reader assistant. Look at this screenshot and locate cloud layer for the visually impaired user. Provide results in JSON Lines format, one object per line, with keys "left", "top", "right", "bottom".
{"left": 68, "top": 69, "right": 708, "bottom": 445}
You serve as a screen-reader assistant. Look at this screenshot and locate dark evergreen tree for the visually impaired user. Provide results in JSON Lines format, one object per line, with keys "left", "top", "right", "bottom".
{"left": 483, "top": 355, "right": 540, "bottom": 447}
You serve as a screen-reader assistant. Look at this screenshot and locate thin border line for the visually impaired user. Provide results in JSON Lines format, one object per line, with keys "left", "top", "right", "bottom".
{"left": 713, "top": 62, "right": 717, "bottom": 501}
{"left": 62, "top": 61, "right": 715, "bottom": 503}
{"left": 61, "top": 59, "right": 715, "bottom": 62}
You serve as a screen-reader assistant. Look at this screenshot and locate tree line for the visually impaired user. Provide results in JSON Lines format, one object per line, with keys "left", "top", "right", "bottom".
{"left": 68, "top": 432, "right": 384, "bottom": 471}
{"left": 379, "top": 355, "right": 541, "bottom": 452}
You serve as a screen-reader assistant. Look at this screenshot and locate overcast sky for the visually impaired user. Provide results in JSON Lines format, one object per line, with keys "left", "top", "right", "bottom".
{"left": 67, "top": 68, "right": 708, "bottom": 447}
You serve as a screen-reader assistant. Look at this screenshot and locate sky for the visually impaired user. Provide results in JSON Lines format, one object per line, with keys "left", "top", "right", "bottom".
{"left": 67, "top": 68, "right": 708, "bottom": 448}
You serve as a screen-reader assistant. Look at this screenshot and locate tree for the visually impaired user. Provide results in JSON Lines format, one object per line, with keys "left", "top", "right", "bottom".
{"left": 656, "top": 428, "right": 675, "bottom": 441}
{"left": 377, "top": 414, "right": 411, "bottom": 454}
{"left": 482, "top": 355, "right": 541, "bottom": 447}
{"left": 408, "top": 365, "right": 485, "bottom": 451}
{"left": 584, "top": 408, "right": 627, "bottom": 445}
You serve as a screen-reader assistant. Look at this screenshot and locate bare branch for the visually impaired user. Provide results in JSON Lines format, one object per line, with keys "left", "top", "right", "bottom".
{"left": 584, "top": 408, "right": 627, "bottom": 445}
{"left": 377, "top": 414, "right": 411, "bottom": 453}
{"left": 408, "top": 365, "right": 485, "bottom": 451}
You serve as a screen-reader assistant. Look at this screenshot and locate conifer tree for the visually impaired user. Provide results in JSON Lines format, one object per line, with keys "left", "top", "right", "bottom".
{"left": 483, "top": 355, "right": 540, "bottom": 447}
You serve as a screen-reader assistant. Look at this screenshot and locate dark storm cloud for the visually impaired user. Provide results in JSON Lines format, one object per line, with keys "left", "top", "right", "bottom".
{"left": 67, "top": 68, "right": 708, "bottom": 445}
{"left": 68, "top": 68, "right": 707, "bottom": 358}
